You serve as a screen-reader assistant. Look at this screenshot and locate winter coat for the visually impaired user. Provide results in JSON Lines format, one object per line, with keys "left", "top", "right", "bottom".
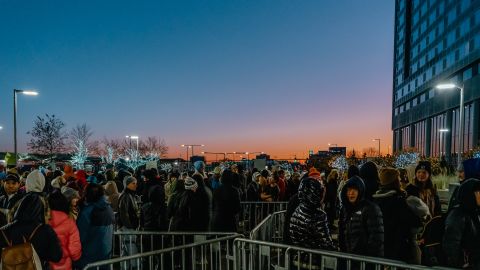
{"left": 170, "top": 190, "right": 206, "bottom": 231}
{"left": 0, "top": 193, "right": 62, "bottom": 268}
{"left": 443, "top": 178, "right": 480, "bottom": 268}
{"left": 76, "top": 197, "right": 114, "bottom": 269}
{"left": 211, "top": 181, "right": 241, "bottom": 232}
{"left": 141, "top": 185, "right": 167, "bottom": 231}
{"left": 192, "top": 174, "right": 212, "bottom": 231}
{"left": 104, "top": 181, "right": 120, "bottom": 213}
{"left": 373, "top": 188, "right": 423, "bottom": 263}
{"left": 118, "top": 189, "right": 141, "bottom": 229}
{"left": 0, "top": 192, "right": 24, "bottom": 226}
{"left": 359, "top": 162, "right": 379, "bottom": 201}
{"left": 210, "top": 176, "right": 221, "bottom": 191}
{"left": 246, "top": 181, "right": 260, "bottom": 202}
{"left": 289, "top": 177, "right": 335, "bottom": 250}
{"left": 339, "top": 176, "right": 384, "bottom": 257}
{"left": 49, "top": 210, "right": 82, "bottom": 270}
{"left": 167, "top": 180, "right": 184, "bottom": 220}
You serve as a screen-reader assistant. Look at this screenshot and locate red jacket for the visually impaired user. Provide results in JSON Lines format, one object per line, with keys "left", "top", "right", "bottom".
{"left": 49, "top": 210, "right": 82, "bottom": 270}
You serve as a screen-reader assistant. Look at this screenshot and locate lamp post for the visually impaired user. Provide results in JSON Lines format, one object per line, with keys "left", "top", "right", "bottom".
{"left": 372, "top": 139, "right": 381, "bottom": 157}
{"left": 125, "top": 135, "right": 139, "bottom": 151}
{"left": 436, "top": 83, "right": 465, "bottom": 167}
{"left": 14, "top": 89, "right": 38, "bottom": 164}
{"left": 181, "top": 144, "right": 204, "bottom": 166}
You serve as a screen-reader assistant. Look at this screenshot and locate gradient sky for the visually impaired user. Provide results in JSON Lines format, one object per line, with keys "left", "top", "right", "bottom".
{"left": 0, "top": 0, "right": 394, "bottom": 160}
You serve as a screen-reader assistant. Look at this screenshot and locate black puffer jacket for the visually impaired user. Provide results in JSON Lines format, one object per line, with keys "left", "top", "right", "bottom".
{"left": 339, "top": 176, "right": 384, "bottom": 257}
{"left": 0, "top": 193, "right": 62, "bottom": 267}
{"left": 443, "top": 178, "right": 480, "bottom": 268}
{"left": 289, "top": 177, "right": 335, "bottom": 250}
{"left": 373, "top": 188, "right": 422, "bottom": 263}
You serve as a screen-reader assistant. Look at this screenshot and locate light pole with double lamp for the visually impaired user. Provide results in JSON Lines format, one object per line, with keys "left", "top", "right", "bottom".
{"left": 436, "top": 83, "right": 465, "bottom": 168}
{"left": 372, "top": 139, "right": 381, "bottom": 157}
{"left": 14, "top": 89, "right": 39, "bottom": 164}
{"left": 181, "top": 144, "right": 204, "bottom": 167}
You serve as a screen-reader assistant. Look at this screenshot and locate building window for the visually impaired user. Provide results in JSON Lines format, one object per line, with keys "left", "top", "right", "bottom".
{"left": 429, "top": 89, "right": 435, "bottom": 99}
{"left": 420, "top": 94, "right": 426, "bottom": 103}
{"left": 461, "top": 0, "right": 471, "bottom": 13}
{"left": 463, "top": 68, "right": 473, "bottom": 81}
{"left": 448, "top": 9, "right": 456, "bottom": 25}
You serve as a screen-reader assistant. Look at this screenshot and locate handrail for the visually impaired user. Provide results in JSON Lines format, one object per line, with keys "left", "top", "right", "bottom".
{"left": 114, "top": 231, "right": 235, "bottom": 235}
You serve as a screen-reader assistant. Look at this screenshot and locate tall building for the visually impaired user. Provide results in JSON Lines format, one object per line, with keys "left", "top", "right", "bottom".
{"left": 392, "top": 0, "right": 480, "bottom": 160}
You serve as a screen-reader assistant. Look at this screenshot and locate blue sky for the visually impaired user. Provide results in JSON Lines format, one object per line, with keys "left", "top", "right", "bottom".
{"left": 0, "top": 0, "right": 395, "bottom": 158}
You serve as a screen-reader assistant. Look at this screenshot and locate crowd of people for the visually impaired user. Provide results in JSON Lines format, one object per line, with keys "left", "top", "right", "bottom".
{"left": 0, "top": 157, "right": 478, "bottom": 269}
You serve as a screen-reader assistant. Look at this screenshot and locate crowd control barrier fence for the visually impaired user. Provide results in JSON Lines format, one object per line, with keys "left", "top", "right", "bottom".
{"left": 84, "top": 234, "right": 242, "bottom": 270}
{"left": 249, "top": 210, "right": 286, "bottom": 243}
{"left": 239, "top": 202, "right": 288, "bottom": 233}
{"left": 233, "top": 238, "right": 457, "bottom": 270}
{"left": 113, "top": 231, "right": 237, "bottom": 257}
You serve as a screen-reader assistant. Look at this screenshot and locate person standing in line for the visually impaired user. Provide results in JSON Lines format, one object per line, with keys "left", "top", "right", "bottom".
{"left": 339, "top": 176, "right": 384, "bottom": 258}
{"left": 75, "top": 184, "right": 115, "bottom": 270}
{"left": 48, "top": 190, "right": 82, "bottom": 270}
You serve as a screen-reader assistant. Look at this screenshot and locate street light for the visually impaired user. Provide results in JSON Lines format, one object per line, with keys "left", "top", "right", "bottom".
{"left": 181, "top": 144, "right": 205, "bottom": 165}
{"left": 436, "top": 83, "right": 464, "bottom": 167}
{"left": 372, "top": 139, "right": 381, "bottom": 157}
{"left": 14, "top": 89, "right": 39, "bottom": 164}
{"left": 125, "top": 135, "right": 139, "bottom": 151}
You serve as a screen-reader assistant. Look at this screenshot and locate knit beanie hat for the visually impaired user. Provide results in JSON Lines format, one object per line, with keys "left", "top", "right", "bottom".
{"left": 61, "top": 186, "right": 80, "bottom": 202}
{"left": 26, "top": 169, "right": 45, "bottom": 193}
{"left": 123, "top": 176, "right": 137, "bottom": 188}
{"left": 308, "top": 167, "right": 321, "bottom": 178}
{"left": 415, "top": 161, "right": 432, "bottom": 175}
{"left": 184, "top": 177, "right": 198, "bottom": 191}
{"left": 194, "top": 161, "right": 205, "bottom": 171}
{"left": 213, "top": 166, "right": 222, "bottom": 175}
{"left": 379, "top": 167, "right": 400, "bottom": 186}
{"left": 87, "top": 175, "right": 98, "bottom": 184}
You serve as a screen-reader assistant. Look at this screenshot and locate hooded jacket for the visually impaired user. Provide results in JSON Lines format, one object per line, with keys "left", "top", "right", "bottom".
{"left": 443, "top": 178, "right": 480, "bottom": 268}
{"left": 289, "top": 177, "right": 335, "bottom": 250}
{"left": 75, "top": 197, "right": 114, "bottom": 269}
{"left": 373, "top": 187, "right": 423, "bottom": 263}
{"left": 48, "top": 210, "right": 82, "bottom": 270}
{"left": 0, "top": 193, "right": 62, "bottom": 268}
{"left": 359, "top": 162, "right": 380, "bottom": 201}
{"left": 26, "top": 170, "right": 45, "bottom": 193}
{"left": 339, "top": 176, "right": 384, "bottom": 257}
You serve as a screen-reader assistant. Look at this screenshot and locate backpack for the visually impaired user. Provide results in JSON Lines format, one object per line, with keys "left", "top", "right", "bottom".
{"left": 0, "top": 224, "right": 43, "bottom": 270}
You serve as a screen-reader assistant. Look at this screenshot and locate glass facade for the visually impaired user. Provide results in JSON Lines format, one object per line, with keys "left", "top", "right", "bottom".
{"left": 393, "top": 0, "right": 480, "bottom": 157}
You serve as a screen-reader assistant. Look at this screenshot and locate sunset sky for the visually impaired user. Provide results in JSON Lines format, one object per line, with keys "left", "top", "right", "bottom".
{"left": 0, "top": 0, "right": 394, "bottom": 160}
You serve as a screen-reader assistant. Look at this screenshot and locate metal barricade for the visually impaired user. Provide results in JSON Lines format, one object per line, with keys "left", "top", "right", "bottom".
{"left": 239, "top": 202, "right": 288, "bottom": 233}
{"left": 113, "top": 231, "right": 237, "bottom": 257}
{"left": 83, "top": 234, "right": 242, "bottom": 270}
{"left": 234, "top": 238, "right": 457, "bottom": 270}
{"left": 249, "top": 210, "right": 285, "bottom": 243}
